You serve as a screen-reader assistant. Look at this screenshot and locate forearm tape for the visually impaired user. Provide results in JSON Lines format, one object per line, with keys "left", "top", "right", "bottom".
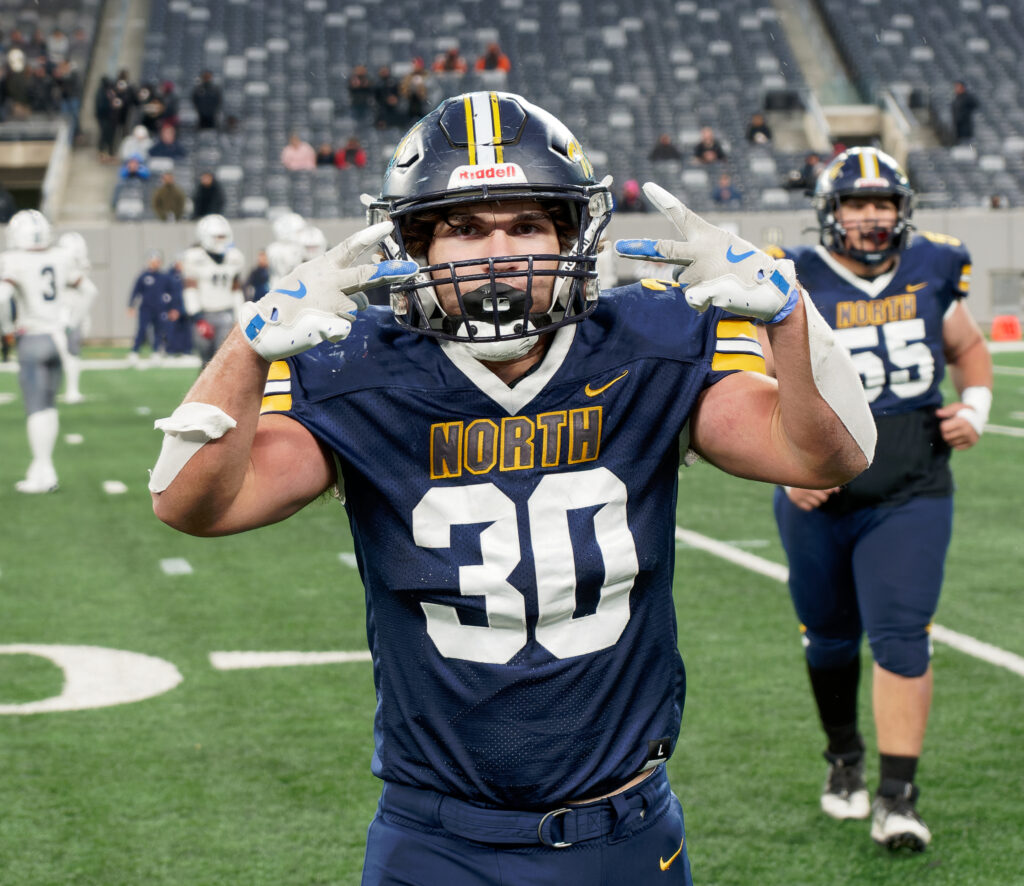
{"left": 957, "top": 385, "right": 992, "bottom": 436}
{"left": 802, "top": 291, "right": 877, "bottom": 464}
{"left": 149, "top": 402, "right": 237, "bottom": 493}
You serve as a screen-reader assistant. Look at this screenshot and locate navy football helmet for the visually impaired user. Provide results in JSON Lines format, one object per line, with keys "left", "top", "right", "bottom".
{"left": 367, "top": 91, "right": 613, "bottom": 351}
{"left": 814, "top": 147, "right": 913, "bottom": 266}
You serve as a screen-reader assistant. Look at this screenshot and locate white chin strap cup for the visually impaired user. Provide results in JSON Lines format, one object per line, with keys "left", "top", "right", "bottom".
{"left": 149, "top": 402, "right": 237, "bottom": 493}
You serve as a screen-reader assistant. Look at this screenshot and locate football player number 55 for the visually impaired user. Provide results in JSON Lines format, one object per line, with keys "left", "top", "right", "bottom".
{"left": 412, "top": 467, "right": 639, "bottom": 664}
{"left": 836, "top": 318, "right": 934, "bottom": 401}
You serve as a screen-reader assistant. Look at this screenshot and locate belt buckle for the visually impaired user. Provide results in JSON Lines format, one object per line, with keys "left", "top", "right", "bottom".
{"left": 538, "top": 807, "right": 573, "bottom": 848}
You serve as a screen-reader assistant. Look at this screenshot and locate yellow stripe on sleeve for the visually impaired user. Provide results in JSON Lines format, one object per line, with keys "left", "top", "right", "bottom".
{"left": 712, "top": 353, "right": 767, "bottom": 374}
{"left": 267, "top": 360, "right": 291, "bottom": 381}
{"left": 716, "top": 319, "right": 758, "bottom": 340}
{"left": 260, "top": 394, "right": 293, "bottom": 413}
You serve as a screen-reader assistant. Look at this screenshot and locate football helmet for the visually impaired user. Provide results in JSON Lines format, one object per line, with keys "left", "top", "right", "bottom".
{"left": 197, "top": 214, "right": 233, "bottom": 255}
{"left": 814, "top": 147, "right": 913, "bottom": 266}
{"left": 58, "top": 231, "right": 90, "bottom": 271}
{"left": 271, "top": 211, "right": 307, "bottom": 245}
{"left": 6, "top": 209, "right": 54, "bottom": 251}
{"left": 367, "top": 91, "right": 613, "bottom": 357}
{"left": 299, "top": 225, "right": 327, "bottom": 261}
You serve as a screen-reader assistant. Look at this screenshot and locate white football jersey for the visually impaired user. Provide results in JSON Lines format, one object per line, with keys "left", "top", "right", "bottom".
{"left": 182, "top": 246, "right": 246, "bottom": 314}
{"left": 0, "top": 247, "right": 76, "bottom": 335}
{"left": 266, "top": 239, "right": 304, "bottom": 290}
{"left": 56, "top": 242, "right": 94, "bottom": 330}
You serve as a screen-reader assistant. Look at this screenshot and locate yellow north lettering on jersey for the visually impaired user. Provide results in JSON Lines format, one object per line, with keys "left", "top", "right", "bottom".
{"left": 428, "top": 407, "right": 603, "bottom": 478}
{"left": 835, "top": 293, "right": 918, "bottom": 328}
{"left": 917, "top": 230, "right": 962, "bottom": 247}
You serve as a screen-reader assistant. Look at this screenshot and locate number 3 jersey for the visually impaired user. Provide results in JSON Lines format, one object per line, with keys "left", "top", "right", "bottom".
{"left": 774, "top": 234, "right": 972, "bottom": 509}
{"left": 263, "top": 280, "right": 764, "bottom": 808}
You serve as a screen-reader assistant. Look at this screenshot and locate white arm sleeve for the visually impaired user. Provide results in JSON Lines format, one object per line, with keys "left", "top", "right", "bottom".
{"left": 802, "top": 291, "right": 877, "bottom": 465}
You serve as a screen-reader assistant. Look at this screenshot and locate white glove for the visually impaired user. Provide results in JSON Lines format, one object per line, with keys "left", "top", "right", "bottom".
{"left": 614, "top": 182, "right": 799, "bottom": 323}
{"left": 239, "top": 221, "right": 418, "bottom": 360}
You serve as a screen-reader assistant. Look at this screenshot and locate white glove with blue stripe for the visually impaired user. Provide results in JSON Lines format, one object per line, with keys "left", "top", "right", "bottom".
{"left": 614, "top": 182, "right": 799, "bottom": 323}
{"left": 239, "top": 221, "right": 418, "bottom": 361}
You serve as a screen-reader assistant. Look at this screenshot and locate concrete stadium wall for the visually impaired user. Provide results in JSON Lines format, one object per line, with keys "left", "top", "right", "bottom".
{"left": 60, "top": 208, "right": 1024, "bottom": 342}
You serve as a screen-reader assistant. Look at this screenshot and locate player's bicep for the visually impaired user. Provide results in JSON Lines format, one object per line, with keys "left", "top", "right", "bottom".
{"left": 209, "top": 413, "right": 334, "bottom": 534}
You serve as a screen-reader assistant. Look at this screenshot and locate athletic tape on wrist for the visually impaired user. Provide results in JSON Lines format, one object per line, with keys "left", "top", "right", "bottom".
{"left": 802, "top": 291, "right": 877, "bottom": 463}
{"left": 148, "top": 402, "right": 237, "bottom": 493}
{"left": 956, "top": 385, "right": 992, "bottom": 437}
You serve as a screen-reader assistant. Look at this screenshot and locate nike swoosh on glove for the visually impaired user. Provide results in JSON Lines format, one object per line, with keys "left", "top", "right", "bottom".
{"left": 614, "top": 182, "right": 799, "bottom": 323}
{"left": 239, "top": 221, "right": 418, "bottom": 360}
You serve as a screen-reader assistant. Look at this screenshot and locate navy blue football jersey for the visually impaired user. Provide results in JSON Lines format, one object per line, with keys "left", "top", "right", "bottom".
{"left": 261, "top": 280, "right": 765, "bottom": 808}
{"left": 774, "top": 233, "right": 971, "bottom": 417}
{"left": 773, "top": 234, "right": 971, "bottom": 510}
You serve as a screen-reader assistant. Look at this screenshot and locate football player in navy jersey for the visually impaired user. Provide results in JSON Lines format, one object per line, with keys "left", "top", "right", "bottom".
{"left": 768, "top": 147, "right": 993, "bottom": 852}
{"left": 150, "top": 92, "right": 876, "bottom": 885}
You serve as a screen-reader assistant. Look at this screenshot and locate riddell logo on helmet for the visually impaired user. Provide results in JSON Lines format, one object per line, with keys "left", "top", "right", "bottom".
{"left": 448, "top": 163, "right": 528, "bottom": 187}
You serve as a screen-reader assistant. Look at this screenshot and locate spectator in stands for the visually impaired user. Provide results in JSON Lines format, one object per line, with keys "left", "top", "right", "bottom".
{"left": 711, "top": 172, "right": 741, "bottom": 206}
{"left": 112, "top": 154, "right": 151, "bottom": 208}
{"left": 280, "top": 132, "right": 317, "bottom": 170}
{"left": 951, "top": 80, "right": 979, "bottom": 145}
{"left": 152, "top": 171, "right": 187, "bottom": 221}
{"left": 52, "top": 60, "right": 82, "bottom": 141}
{"left": 137, "top": 81, "right": 169, "bottom": 134}
{"left": 1, "top": 47, "right": 32, "bottom": 120}
{"left": 149, "top": 123, "right": 187, "bottom": 161}
{"left": 475, "top": 42, "right": 511, "bottom": 75}
{"left": 112, "top": 69, "right": 135, "bottom": 143}
{"left": 400, "top": 57, "right": 430, "bottom": 123}
{"left": 119, "top": 124, "right": 153, "bottom": 162}
{"left": 347, "top": 65, "right": 374, "bottom": 123}
{"left": 335, "top": 136, "right": 367, "bottom": 169}
{"left": 315, "top": 141, "right": 336, "bottom": 167}
{"left": 785, "top": 150, "right": 825, "bottom": 191}
{"left": 692, "top": 126, "right": 727, "bottom": 164}
{"left": 0, "top": 184, "right": 16, "bottom": 223}
{"left": 373, "top": 66, "right": 404, "bottom": 129}
{"left": 192, "top": 170, "right": 225, "bottom": 219}
{"left": 191, "top": 69, "right": 222, "bottom": 130}
{"left": 94, "top": 75, "right": 119, "bottom": 160}
{"left": 433, "top": 46, "right": 468, "bottom": 76}
{"left": 244, "top": 249, "right": 271, "bottom": 302}
{"left": 616, "top": 179, "right": 648, "bottom": 213}
{"left": 157, "top": 81, "right": 180, "bottom": 129}
{"left": 46, "top": 28, "right": 70, "bottom": 64}
{"left": 648, "top": 133, "right": 683, "bottom": 163}
{"left": 746, "top": 112, "right": 772, "bottom": 146}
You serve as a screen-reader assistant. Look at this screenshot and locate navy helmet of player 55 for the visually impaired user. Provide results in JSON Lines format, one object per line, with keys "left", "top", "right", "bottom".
{"left": 197, "top": 214, "right": 233, "bottom": 256}
{"left": 814, "top": 146, "right": 913, "bottom": 266}
{"left": 367, "top": 91, "right": 614, "bottom": 350}
{"left": 6, "top": 209, "right": 54, "bottom": 251}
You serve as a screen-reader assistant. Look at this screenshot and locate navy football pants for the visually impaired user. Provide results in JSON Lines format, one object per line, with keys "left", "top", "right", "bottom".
{"left": 773, "top": 490, "right": 953, "bottom": 677}
{"left": 360, "top": 766, "right": 692, "bottom": 885}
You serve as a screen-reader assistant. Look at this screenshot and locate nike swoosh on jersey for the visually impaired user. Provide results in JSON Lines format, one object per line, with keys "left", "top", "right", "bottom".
{"left": 725, "top": 245, "right": 756, "bottom": 263}
{"left": 584, "top": 369, "right": 629, "bottom": 397}
{"left": 273, "top": 281, "right": 307, "bottom": 298}
{"left": 659, "top": 835, "right": 685, "bottom": 871}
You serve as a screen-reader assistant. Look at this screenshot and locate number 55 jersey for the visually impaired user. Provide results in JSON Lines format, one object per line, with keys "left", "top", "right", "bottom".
{"left": 770, "top": 233, "right": 972, "bottom": 510}
{"left": 262, "top": 280, "right": 765, "bottom": 809}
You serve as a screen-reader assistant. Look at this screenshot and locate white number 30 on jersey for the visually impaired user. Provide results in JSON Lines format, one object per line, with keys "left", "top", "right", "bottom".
{"left": 412, "top": 467, "right": 639, "bottom": 664}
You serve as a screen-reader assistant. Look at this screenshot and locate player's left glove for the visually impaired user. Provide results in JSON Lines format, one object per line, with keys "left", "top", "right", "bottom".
{"left": 238, "top": 221, "right": 418, "bottom": 361}
{"left": 614, "top": 182, "right": 799, "bottom": 323}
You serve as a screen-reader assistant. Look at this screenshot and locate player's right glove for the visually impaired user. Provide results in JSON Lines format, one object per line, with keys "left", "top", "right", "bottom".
{"left": 238, "top": 221, "right": 418, "bottom": 361}
{"left": 614, "top": 182, "right": 799, "bottom": 324}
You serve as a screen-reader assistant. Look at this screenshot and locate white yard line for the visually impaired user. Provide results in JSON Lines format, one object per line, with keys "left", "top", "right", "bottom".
{"left": 159, "top": 558, "right": 193, "bottom": 575}
{"left": 676, "top": 526, "right": 1024, "bottom": 677}
{"left": 210, "top": 650, "right": 372, "bottom": 669}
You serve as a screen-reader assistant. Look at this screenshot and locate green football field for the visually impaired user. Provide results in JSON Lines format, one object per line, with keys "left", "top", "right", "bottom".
{"left": 1, "top": 350, "right": 1022, "bottom": 885}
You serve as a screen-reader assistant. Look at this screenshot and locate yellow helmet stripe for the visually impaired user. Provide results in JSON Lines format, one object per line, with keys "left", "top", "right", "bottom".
{"left": 464, "top": 96, "right": 477, "bottom": 165}
{"left": 858, "top": 150, "right": 880, "bottom": 180}
{"left": 489, "top": 92, "right": 503, "bottom": 163}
